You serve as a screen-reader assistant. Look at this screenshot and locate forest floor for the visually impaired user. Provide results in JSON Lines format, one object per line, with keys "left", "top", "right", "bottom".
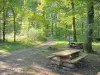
{"left": 0, "top": 41, "right": 100, "bottom": 75}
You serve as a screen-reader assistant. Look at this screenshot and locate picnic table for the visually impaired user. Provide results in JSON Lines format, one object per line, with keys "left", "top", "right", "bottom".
{"left": 69, "top": 42, "right": 84, "bottom": 49}
{"left": 96, "top": 38, "right": 100, "bottom": 41}
{"left": 48, "top": 49, "right": 87, "bottom": 68}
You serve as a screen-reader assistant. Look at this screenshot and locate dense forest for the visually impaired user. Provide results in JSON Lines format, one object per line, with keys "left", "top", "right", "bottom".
{"left": 0, "top": 0, "right": 100, "bottom": 75}
{"left": 0, "top": 0, "right": 100, "bottom": 52}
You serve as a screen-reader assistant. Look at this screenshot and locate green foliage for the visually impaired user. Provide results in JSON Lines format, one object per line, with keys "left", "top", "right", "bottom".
{"left": 0, "top": 41, "right": 39, "bottom": 52}
{"left": 27, "top": 28, "right": 46, "bottom": 42}
{"left": 0, "top": 0, "right": 100, "bottom": 52}
{"left": 51, "top": 40, "right": 68, "bottom": 49}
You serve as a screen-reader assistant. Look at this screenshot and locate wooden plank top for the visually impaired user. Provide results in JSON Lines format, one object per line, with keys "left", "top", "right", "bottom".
{"left": 53, "top": 50, "right": 81, "bottom": 56}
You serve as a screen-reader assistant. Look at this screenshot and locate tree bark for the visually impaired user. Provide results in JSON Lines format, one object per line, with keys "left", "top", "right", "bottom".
{"left": 65, "top": 25, "right": 67, "bottom": 38}
{"left": 2, "top": 0, "right": 6, "bottom": 42}
{"left": 71, "top": 0, "right": 77, "bottom": 42}
{"left": 85, "top": 1, "right": 94, "bottom": 53}
{"left": 81, "top": 14, "right": 84, "bottom": 34}
{"left": 82, "top": 22, "right": 84, "bottom": 34}
{"left": 13, "top": 13, "right": 16, "bottom": 42}
{"left": 12, "top": 8, "right": 16, "bottom": 42}
{"left": 51, "top": 12, "right": 54, "bottom": 36}
{"left": 43, "top": 10, "right": 49, "bottom": 37}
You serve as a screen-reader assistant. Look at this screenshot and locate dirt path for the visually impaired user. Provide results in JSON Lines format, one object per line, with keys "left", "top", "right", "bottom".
{"left": 0, "top": 41, "right": 100, "bottom": 75}
{"left": 0, "top": 41, "right": 58, "bottom": 75}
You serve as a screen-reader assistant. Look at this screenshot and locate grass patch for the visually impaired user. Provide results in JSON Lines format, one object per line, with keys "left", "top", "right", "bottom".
{"left": 92, "top": 42, "right": 100, "bottom": 54}
{"left": 93, "top": 42, "right": 100, "bottom": 46}
{"left": 55, "top": 40, "right": 68, "bottom": 47}
{"left": 0, "top": 41, "right": 41, "bottom": 52}
{"left": 51, "top": 40, "right": 68, "bottom": 50}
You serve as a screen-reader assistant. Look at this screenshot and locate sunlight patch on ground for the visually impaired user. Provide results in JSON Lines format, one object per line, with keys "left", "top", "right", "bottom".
{"left": 97, "top": 72, "right": 100, "bottom": 75}
{"left": 0, "top": 50, "right": 11, "bottom": 57}
{"left": 16, "top": 58, "right": 24, "bottom": 62}
{"left": 0, "top": 61, "right": 23, "bottom": 74}
{"left": 0, "top": 61, "right": 10, "bottom": 69}
{"left": 23, "top": 62, "right": 59, "bottom": 75}
{"left": 93, "top": 42, "right": 100, "bottom": 46}
{"left": 51, "top": 41, "right": 68, "bottom": 49}
{"left": 56, "top": 41, "right": 68, "bottom": 44}
{"left": 0, "top": 50, "right": 7, "bottom": 53}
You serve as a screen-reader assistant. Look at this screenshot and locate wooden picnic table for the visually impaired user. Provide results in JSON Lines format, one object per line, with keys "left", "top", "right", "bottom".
{"left": 48, "top": 49, "right": 87, "bottom": 68}
{"left": 69, "top": 42, "right": 84, "bottom": 49}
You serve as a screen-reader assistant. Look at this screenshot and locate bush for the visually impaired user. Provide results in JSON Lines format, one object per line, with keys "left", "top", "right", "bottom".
{"left": 28, "top": 28, "right": 47, "bottom": 42}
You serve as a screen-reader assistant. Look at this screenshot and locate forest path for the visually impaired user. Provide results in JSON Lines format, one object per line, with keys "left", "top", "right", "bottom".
{"left": 0, "top": 41, "right": 59, "bottom": 75}
{"left": 0, "top": 41, "right": 100, "bottom": 75}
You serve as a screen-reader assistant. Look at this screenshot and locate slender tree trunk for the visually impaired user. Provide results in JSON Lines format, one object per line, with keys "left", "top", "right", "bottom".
{"left": 72, "top": 17, "right": 77, "bottom": 41}
{"left": 52, "top": 20, "right": 53, "bottom": 36}
{"left": 0, "top": 25, "right": 2, "bottom": 40}
{"left": 85, "top": 1, "right": 94, "bottom": 53}
{"left": 82, "top": 22, "right": 84, "bottom": 34}
{"left": 14, "top": 15, "right": 16, "bottom": 42}
{"left": 12, "top": 8, "right": 16, "bottom": 42}
{"left": 2, "top": 0, "right": 6, "bottom": 42}
{"left": 0, "top": 11, "right": 2, "bottom": 40}
{"left": 71, "top": 0, "right": 77, "bottom": 42}
{"left": 43, "top": 10, "right": 49, "bottom": 37}
{"left": 46, "top": 24, "right": 49, "bottom": 37}
{"left": 54, "top": 12, "right": 57, "bottom": 36}
{"left": 81, "top": 14, "right": 84, "bottom": 34}
{"left": 98, "top": 28, "right": 100, "bottom": 37}
{"left": 65, "top": 25, "right": 67, "bottom": 38}
{"left": 52, "top": 12, "right": 57, "bottom": 36}
{"left": 51, "top": 12, "right": 54, "bottom": 36}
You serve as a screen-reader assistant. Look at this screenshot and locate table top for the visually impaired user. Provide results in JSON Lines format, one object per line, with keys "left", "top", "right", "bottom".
{"left": 53, "top": 50, "right": 81, "bottom": 56}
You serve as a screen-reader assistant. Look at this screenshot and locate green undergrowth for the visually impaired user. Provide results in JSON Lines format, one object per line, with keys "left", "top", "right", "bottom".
{"left": 0, "top": 40, "right": 41, "bottom": 52}
{"left": 55, "top": 40, "right": 68, "bottom": 47}
{"left": 92, "top": 42, "right": 100, "bottom": 54}
{"left": 48, "top": 40, "right": 100, "bottom": 54}
{"left": 49, "top": 40, "right": 68, "bottom": 50}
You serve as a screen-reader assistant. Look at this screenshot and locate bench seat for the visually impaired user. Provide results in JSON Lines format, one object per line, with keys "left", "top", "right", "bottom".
{"left": 67, "top": 53, "right": 87, "bottom": 64}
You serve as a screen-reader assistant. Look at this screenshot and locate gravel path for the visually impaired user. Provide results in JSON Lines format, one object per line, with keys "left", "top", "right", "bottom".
{"left": 0, "top": 41, "right": 100, "bottom": 75}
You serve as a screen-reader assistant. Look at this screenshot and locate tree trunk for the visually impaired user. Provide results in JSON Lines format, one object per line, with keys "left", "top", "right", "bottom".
{"left": 81, "top": 14, "right": 84, "bottom": 34}
{"left": 2, "top": 0, "right": 6, "bottom": 42}
{"left": 46, "top": 24, "right": 49, "bottom": 37}
{"left": 12, "top": 8, "right": 16, "bottom": 42}
{"left": 71, "top": 0, "right": 77, "bottom": 42}
{"left": 82, "top": 22, "right": 84, "bottom": 34}
{"left": 43, "top": 10, "right": 49, "bottom": 37}
{"left": 65, "top": 25, "right": 67, "bottom": 38}
{"left": 55, "top": 13, "right": 57, "bottom": 36}
{"left": 14, "top": 14, "right": 16, "bottom": 42}
{"left": 0, "top": 25, "right": 2, "bottom": 40}
{"left": 85, "top": 1, "right": 94, "bottom": 53}
{"left": 51, "top": 12, "right": 54, "bottom": 36}
{"left": 72, "top": 17, "right": 77, "bottom": 42}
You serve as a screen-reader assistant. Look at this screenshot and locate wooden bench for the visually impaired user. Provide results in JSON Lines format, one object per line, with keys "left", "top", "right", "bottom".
{"left": 67, "top": 53, "right": 87, "bottom": 64}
